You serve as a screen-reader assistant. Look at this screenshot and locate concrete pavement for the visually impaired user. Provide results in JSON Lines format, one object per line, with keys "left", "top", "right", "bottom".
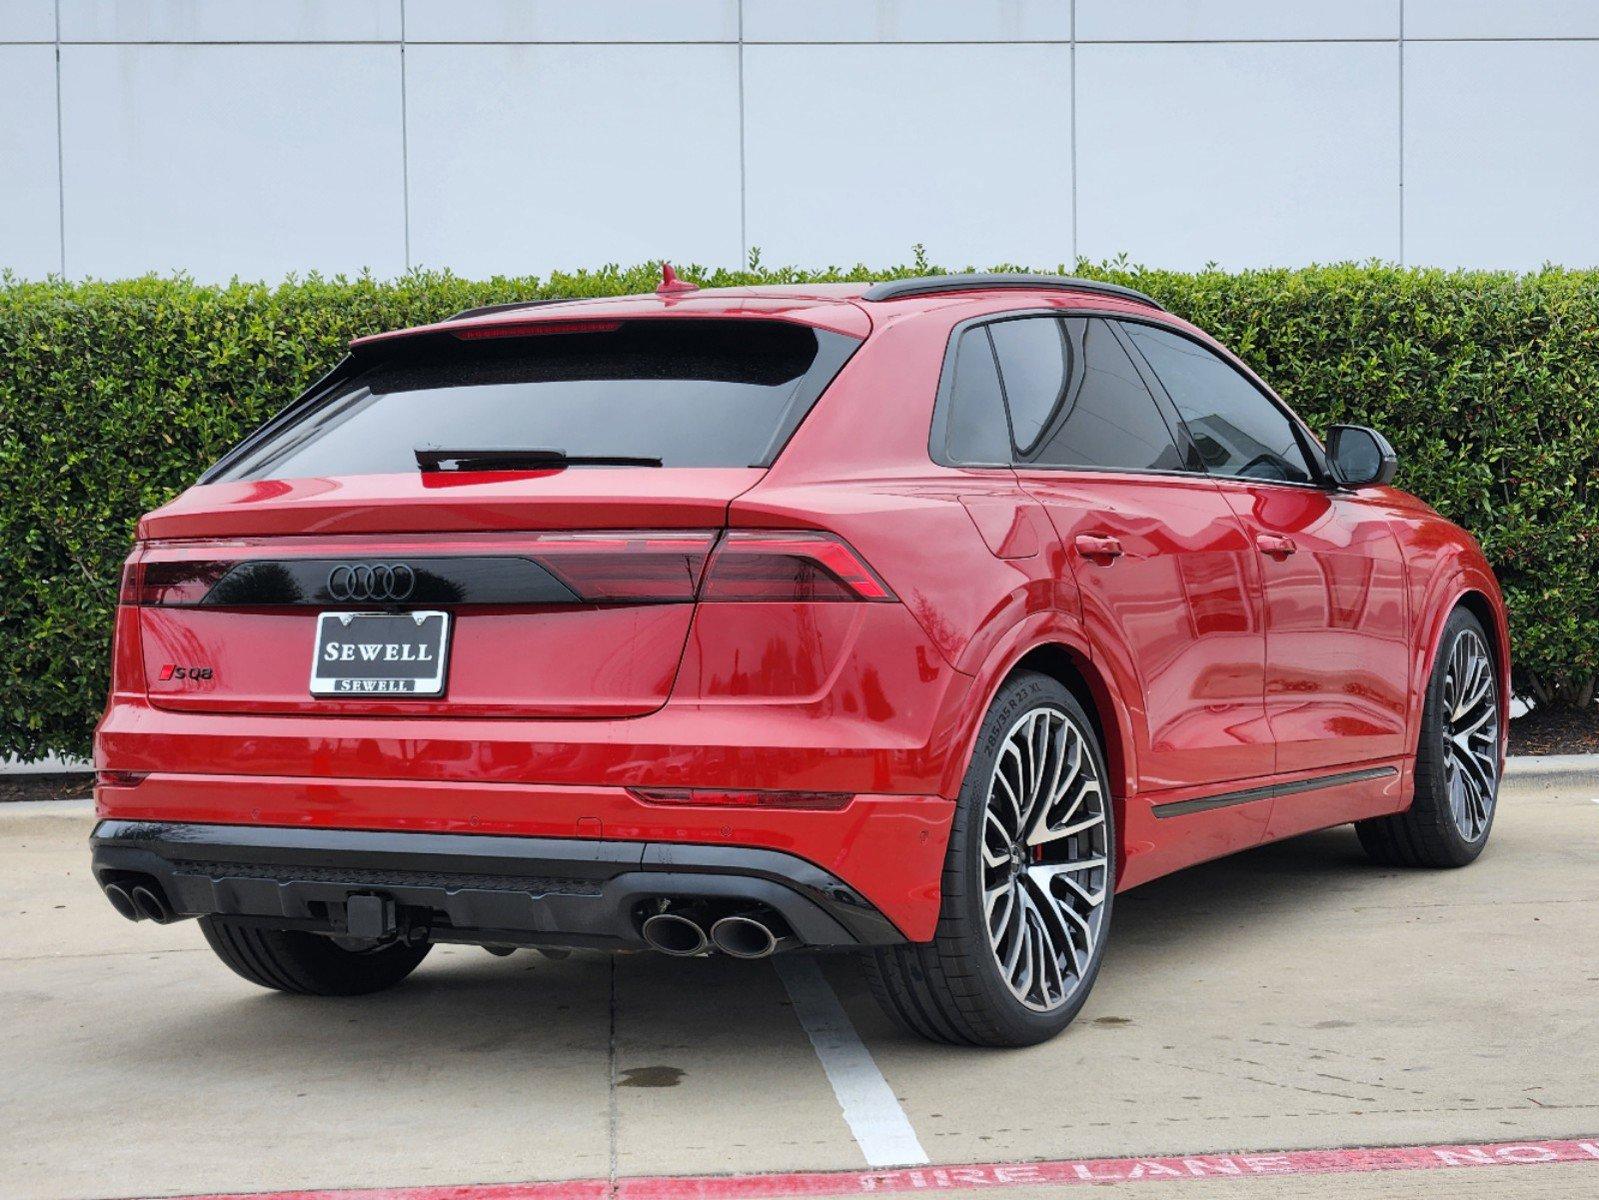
{"left": 1, "top": 766, "right": 1594, "bottom": 1200}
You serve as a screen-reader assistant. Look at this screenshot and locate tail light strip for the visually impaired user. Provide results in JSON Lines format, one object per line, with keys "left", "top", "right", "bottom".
{"left": 537, "top": 532, "right": 712, "bottom": 602}
{"left": 120, "top": 530, "right": 894, "bottom": 607}
{"left": 452, "top": 319, "right": 622, "bottom": 341}
{"left": 120, "top": 558, "right": 229, "bottom": 606}
{"left": 702, "top": 531, "right": 894, "bottom": 603}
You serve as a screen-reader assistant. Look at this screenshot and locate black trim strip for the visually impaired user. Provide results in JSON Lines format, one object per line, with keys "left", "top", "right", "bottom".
{"left": 198, "top": 354, "right": 358, "bottom": 485}
{"left": 199, "top": 556, "right": 581, "bottom": 608}
{"left": 1151, "top": 766, "right": 1399, "bottom": 819}
{"left": 447, "top": 297, "right": 571, "bottom": 322}
{"left": 862, "top": 273, "right": 1164, "bottom": 310}
{"left": 89, "top": 820, "right": 904, "bottom": 948}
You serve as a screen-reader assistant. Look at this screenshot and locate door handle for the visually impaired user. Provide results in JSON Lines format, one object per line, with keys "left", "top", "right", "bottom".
{"left": 1074, "top": 534, "right": 1124, "bottom": 562}
{"left": 1256, "top": 533, "right": 1297, "bottom": 558}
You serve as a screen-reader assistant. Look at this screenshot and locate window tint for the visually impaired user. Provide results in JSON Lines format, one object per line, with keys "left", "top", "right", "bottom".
{"left": 1124, "top": 323, "right": 1314, "bottom": 484}
{"left": 209, "top": 320, "right": 859, "bottom": 481}
{"left": 1027, "top": 319, "right": 1185, "bottom": 472}
{"left": 941, "top": 327, "right": 1010, "bottom": 465}
{"left": 988, "top": 317, "right": 1070, "bottom": 452}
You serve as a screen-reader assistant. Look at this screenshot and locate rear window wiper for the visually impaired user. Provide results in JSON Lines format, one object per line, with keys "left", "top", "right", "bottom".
{"left": 415, "top": 448, "right": 663, "bottom": 471}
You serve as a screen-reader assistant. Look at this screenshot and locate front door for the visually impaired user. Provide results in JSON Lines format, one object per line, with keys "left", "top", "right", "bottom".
{"left": 1119, "top": 321, "right": 1411, "bottom": 784}
{"left": 1215, "top": 482, "right": 1410, "bottom": 771}
{"left": 983, "top": 314, "right": 1275, "bottom": 794}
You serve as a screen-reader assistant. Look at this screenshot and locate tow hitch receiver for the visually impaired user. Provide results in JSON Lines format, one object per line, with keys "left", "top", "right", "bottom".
{"left": 345, "top": 894, "right": 398, "bottom": 940}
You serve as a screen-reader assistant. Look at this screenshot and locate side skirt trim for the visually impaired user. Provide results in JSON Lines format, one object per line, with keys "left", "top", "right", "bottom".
{"left": 1151, "top": 766, "right": 1399, "bottom": 820}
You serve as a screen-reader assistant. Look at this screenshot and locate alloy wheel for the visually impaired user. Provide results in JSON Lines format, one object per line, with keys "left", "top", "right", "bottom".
{"left": 981, "top": 706, "right": 1110, "bottom": 1012}
{"left": 1441, "top": 628, "right": 1499, "bottom": 842}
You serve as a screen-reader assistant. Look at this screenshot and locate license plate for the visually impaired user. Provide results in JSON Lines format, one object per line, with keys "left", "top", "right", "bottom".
{"left": 310, "top": 611, "right": 451, "bottom": 697}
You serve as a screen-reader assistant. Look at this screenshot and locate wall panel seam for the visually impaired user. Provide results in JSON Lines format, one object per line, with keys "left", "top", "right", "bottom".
{"left": 1399, "top": 0, "right": 1406, "bottom": 266}
{"left": 53, "top": 0, "right": 64, "bottom": 276}
{"left": 400, "top": 0, "right": 410, "bottom": 270}
{"left": 1069, "top": 0, "right": 1077, "bottom": 263}
{"left": 738, "top": 0, "right": 747, "bottom": 266}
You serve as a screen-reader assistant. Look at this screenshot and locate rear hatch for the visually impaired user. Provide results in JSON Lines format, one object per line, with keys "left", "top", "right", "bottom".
{"left": 125, "top": 315, "right": 860, "bottom": 718}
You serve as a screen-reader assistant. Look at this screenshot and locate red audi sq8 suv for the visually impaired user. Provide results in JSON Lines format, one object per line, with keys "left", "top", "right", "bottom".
{"left": 93, "top": 272, "right": 1508, "bottom": 1046}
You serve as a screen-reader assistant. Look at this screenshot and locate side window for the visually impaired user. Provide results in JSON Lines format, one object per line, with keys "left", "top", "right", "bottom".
{"left": 1028, "top": 319, "right": 1185, "bottom": 472}
{"left": 1124, "top": 323, "right": 1314, "bottom": 484}
{"left": 987, "top": 316, "right": 1070, "bottom": 453}
{"left": 941, "top": 326, "right": 1010, "bottom": 465}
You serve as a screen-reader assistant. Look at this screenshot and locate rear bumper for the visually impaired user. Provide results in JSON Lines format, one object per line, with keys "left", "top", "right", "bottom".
{"left": 91, "top": 820, "right": 906, "bottom": 949}
{"left": 93, "top": 670, "right": 970, "bottom": 939}
{"left": 93, "top": 771, "right": 955, "bottom": 939}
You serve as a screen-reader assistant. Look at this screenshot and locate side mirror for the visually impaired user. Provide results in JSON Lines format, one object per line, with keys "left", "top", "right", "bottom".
{"left": 1326, "top": 424, "right": 1398, "bottom": 488}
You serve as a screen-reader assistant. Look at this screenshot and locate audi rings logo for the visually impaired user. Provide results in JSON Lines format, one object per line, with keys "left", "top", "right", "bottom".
{"left": 327, "top": 563, "right": 416, "bottom": 603}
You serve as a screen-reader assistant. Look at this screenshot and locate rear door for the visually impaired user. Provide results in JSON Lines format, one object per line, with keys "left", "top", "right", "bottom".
{"left": 1119, "top": 321, "right": 1411, "bottom": 788}
{"left": 130, "top": 318, "right": 859, "bottom": 719}
{"left": 988, "top": 315, "right": 1275, "bottom": 795}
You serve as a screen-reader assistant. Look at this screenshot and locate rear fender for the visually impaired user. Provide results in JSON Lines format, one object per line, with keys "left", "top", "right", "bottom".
{"left": 938, "top": 615, "right": 1138, "bottom": 884}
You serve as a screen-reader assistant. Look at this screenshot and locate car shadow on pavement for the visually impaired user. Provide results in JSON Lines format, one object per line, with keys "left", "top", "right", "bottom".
{"left": 1112, "top": 823, "right": 1379, "bottom": 938}
{"left": 833, "top": 823, "right": 1396, "bottom": 1045}
{"left": 103, "top": 937, "right": 817, "bottom": 1084}
{"left": 108, "top": 824, "right": 1385, "bottom": 1068}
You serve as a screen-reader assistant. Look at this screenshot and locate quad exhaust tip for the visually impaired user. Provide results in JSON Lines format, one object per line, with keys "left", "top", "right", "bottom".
{"left": 709, "top": 914, "right": 783, "bottom": 959}
{"left": 103, "top": 882, "right": 140, "bottom": 922}
{"left": 129, "top": 884, "right": 175, "bottom": 924}
{"left": 640, "top": 912, "right": 709, "bottom": 957}
{"left": 640, "top": 904, "right": 795, "bottom": 958}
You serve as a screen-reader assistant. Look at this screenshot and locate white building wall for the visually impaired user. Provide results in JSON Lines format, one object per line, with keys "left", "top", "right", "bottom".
{"left": 2, "top": 0, "right": 1597, "bottom": 281}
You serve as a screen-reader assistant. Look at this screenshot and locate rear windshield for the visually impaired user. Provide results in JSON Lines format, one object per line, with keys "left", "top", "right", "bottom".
{"left": 207, "top": 319, "right": 860, "bottom": 482}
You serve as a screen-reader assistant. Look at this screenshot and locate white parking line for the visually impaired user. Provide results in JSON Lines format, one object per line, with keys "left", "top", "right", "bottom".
{"left": 775, "top": 954, "right": 929, "bottom": 1169}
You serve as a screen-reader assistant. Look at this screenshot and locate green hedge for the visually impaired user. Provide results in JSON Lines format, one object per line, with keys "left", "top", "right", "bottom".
{"left": 3, "top": 260, "right": 1596, "bottom": 760}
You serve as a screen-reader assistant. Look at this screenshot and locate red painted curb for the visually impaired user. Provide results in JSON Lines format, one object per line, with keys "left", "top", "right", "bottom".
{"left": 138, "top": 1136, "right": 1599, "bottom": 1200}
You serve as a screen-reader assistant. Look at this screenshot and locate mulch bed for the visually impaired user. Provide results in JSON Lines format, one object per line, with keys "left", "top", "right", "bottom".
{"left": 1508, "top": 705, "right": 1599, "bottom": 756}
{"left": 0, "top": 772, "right": 94, "bottom": 803}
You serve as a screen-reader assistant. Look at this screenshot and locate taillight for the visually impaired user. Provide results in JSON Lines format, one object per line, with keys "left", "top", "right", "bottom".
{"left": 119, "top": 559, "right": 231, "bottom": 605}
{"left": 629, "top": 787, "right": 854, "bottom": 811}
{"left": 115, "top": 530, "right": 891, "bottom": 607}
{"left": 96, "top": 770, "right": 148, "bottom": 789}
{"left": 530, "top": 532, "right": 715, "bottom": 602}
{"left": 699, "top": 531, "right": 894, "bottom": 603}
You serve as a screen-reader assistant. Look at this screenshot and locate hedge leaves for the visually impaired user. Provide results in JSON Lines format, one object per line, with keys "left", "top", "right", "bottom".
{"left": 2, "top": 262, "right": 1594, "bottom": 759}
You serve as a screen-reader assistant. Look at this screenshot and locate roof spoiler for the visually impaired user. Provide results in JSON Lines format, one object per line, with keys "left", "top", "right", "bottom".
{"left": 860, "top": 273, "right": 1163, "bottom": 311}
{"left": 445, "top": 298, "right": 571, "bottom": 322}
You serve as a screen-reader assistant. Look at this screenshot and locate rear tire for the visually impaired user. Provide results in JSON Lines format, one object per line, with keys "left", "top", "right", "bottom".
{"left": 865, "top": 671, "right": 1115, "bottom": 1047}
{"left": 1357, "top": 607, "right": 1501, "bottom": 868}
{"left": 200, "top": 916, "right": 431, "bottom": 996}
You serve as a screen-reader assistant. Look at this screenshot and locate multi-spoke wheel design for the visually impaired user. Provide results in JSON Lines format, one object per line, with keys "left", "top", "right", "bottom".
{"left": 1356, "top": 607, "right": 1501, "bottom": 870}
{"left": 864, "top": 671, "right": 1115, "bottom": 1045}
{"left": 1440, "top": 627, "right": 1499, "bottom": 843}
{"left": 981, "top": 706, "right": 1109, "bottom": 1013}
